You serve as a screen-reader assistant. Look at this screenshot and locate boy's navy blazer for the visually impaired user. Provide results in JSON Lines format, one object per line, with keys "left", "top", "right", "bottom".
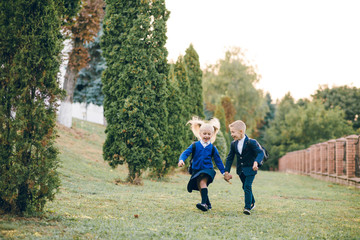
{"left": 225, "top": 135, "right": 264, "bottom": 176}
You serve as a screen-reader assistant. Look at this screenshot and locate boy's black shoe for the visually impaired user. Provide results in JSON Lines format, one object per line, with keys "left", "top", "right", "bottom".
{"left": 250, "top": 203, "right": 256, "bottom": 210}
{"left": 243, "top": 208, "right": 251, "bottom": 215}
{"left": 196, "top": 203, "right": 208, "bottom": 212}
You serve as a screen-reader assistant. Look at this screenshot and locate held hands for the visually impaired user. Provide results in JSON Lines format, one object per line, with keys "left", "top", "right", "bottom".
{"left": 178, "top": 160, "right": 185, "bottom": 167}
{"left": 224, "top": 172, "right": 232, "bottom": 184}
{"left": 252, "top": 161, "right": 259, "bottom": 171}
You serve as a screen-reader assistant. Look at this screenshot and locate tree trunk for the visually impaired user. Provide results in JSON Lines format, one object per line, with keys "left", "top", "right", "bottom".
{"left": 58, "top": 66, "right": 77, "bottom": 128}
{"left": 57, "top": 40, "right": 81, "bottom": 128}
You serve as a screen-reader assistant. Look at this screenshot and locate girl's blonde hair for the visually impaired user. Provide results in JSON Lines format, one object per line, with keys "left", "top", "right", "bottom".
{"left": 187, "top": 116, "right": 220, "bottom": 143}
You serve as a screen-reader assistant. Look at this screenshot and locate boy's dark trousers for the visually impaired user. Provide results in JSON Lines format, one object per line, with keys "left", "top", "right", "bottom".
{"left": 239, "top": 172, "right": 255, "bottom": 209}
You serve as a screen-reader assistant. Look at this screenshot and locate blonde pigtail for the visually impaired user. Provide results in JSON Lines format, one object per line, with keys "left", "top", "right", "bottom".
{"left": 208, "top": 118, "right": 220, "bottom": 143}
{"left": 186, "top": 116, "right": 205, "bottom": 141}
{"left": 186, "top": 116, "right": 221, "bottom": 143}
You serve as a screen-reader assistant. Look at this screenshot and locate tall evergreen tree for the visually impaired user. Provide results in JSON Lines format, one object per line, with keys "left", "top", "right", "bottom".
{"left": 154, "top": 65, "right": 186, "bottom": 178}
{"left": 214, "top": 102, "right": 226, "bottom": 137}
{"left": 174, "top": 56, "right": 193, "bottom": 143}
{"left": 214, "top": 130, "right": 228, "bottom": 162}
{"left": 0, "top": 0, "right": 66, "bottom": 214}
{"left": 146, "top": 0, "right": 171, "bottom": 177}
{"left": 211, "top": 103, "right": 228, "bottom": 163}
{"left": 184, "top": 44, "right": 204, "bottom": 118}
{"left": 101, "top": 0, "right": 169, "bottom": 183}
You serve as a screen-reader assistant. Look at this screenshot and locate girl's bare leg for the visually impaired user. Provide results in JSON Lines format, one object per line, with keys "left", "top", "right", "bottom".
{"left": 199, "top": 175, "right": 208, "bottom": 189}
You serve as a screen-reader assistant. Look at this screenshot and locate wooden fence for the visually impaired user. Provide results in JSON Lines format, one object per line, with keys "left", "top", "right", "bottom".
{"left": 278, "top": 135, "right": 360, "bottom": 188}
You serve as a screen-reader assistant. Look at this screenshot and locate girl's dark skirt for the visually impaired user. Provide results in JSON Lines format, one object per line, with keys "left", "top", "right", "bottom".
{"left": 187, "top": 168, "right": 216, "bottom": 193}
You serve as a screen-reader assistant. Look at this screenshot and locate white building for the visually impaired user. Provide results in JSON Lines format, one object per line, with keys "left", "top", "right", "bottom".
{"left": 72, "top": 102, "right": 105, "bottom": 125}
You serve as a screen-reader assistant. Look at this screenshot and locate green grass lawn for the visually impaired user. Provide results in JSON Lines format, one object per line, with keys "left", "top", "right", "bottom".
{"left": 1, "top": 119, "right": 359, "bottom": 239}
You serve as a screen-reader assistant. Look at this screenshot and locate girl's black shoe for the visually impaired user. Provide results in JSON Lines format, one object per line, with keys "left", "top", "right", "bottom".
{"left": 206, "top": 200, "right": 212, "bottom": 210}
{"left": 196, "top": 203, "right": 208, "bottom": 211}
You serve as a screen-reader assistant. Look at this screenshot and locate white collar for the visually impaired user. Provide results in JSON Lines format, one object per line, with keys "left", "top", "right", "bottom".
{"left": 200, "top": 140, "right": 210, "bottom": 148}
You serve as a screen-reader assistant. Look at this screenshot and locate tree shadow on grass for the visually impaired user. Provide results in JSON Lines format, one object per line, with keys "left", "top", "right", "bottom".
{"left": 0, "top": 212, "right": 67, "bottom": 239}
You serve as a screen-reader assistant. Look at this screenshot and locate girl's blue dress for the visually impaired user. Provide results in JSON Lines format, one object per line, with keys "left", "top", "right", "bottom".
{"left": 179, "top": 141, "right": 225, "bottom": 193}
{"left": 187, "top": 168, "right": 216, "bottom": 192}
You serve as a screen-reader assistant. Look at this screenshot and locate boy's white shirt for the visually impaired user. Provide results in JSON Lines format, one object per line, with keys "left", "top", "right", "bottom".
{"left": 237, "top": 136, "right": 245, "bottom": 154}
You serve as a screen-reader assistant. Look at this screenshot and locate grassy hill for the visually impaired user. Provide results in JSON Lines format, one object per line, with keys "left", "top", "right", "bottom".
{"left": 1, "top": 118, "right": 359, "bottom": 239}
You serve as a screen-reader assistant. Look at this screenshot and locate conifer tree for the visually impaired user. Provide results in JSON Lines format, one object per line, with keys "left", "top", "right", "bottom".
{"left": 174, "top": 55, "right": 193, "bottom": 143}
{"left": 0, "top": 0, "right": 67, "bottom": 214}
{"left": 175, "top": 56, "right": 190, "bottom": 108}
{"left": 152, "top": 65, "right": 186, "bottom": 178}
{"left": 214, "top": 130, "right": 228, "bottom": 162}
{"left": 214, "top": 102, "right": 231, "bottom": 149}
{"left": 101, "top": 0, "right": 169, "bottom": 183}
{"left": 73, "top": 29, "right": 106, "bottom": 106}
{"left": 146, "top": 0, "right": 171, "bottom": 178}
{"left": 184, "top": 44, "right": 204, "bottom": 118}
{"left": 214, "top": 103, "right": 227, "bottom": 136}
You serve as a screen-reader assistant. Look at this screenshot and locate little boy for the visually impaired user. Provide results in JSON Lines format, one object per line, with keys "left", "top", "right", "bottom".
{"left": 224, "top": 120, "right": 264, "bottom": 215}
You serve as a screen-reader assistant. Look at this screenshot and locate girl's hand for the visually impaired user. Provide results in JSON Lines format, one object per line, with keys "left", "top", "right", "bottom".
{"left": 178, "top": 160, "right": 185, "bottom": 167}
{"left": 224, "top": 172, "right": 232, "bottom": 183}
{"left": 252, "top": 161, "right": 259, "bottom": 171}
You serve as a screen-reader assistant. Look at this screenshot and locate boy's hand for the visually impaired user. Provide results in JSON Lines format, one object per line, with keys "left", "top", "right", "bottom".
{"left": 252, "top": 161, "right": 259, "bottom": 171}
{"left": 178, "top": 160, "right": 185, "bottom": 167}
{"left": 224, "top": 172, "right": 232, "bottom": 183}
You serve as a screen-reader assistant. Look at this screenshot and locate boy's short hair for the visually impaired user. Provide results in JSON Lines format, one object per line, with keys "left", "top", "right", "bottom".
{"left": 229, "top": 120, "right": 246, "bottom": 132}
{"left": 199, "top": 123, "right": 214, "bottom": 134}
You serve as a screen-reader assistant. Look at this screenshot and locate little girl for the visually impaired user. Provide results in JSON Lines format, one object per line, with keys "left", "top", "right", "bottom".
{"left": 178, "top": 117, "right": 226, "bottom": 211}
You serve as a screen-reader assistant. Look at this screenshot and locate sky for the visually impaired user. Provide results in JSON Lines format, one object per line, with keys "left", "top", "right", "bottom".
{"left": 165, "top": 0, "right": 360, "bottom": 101}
